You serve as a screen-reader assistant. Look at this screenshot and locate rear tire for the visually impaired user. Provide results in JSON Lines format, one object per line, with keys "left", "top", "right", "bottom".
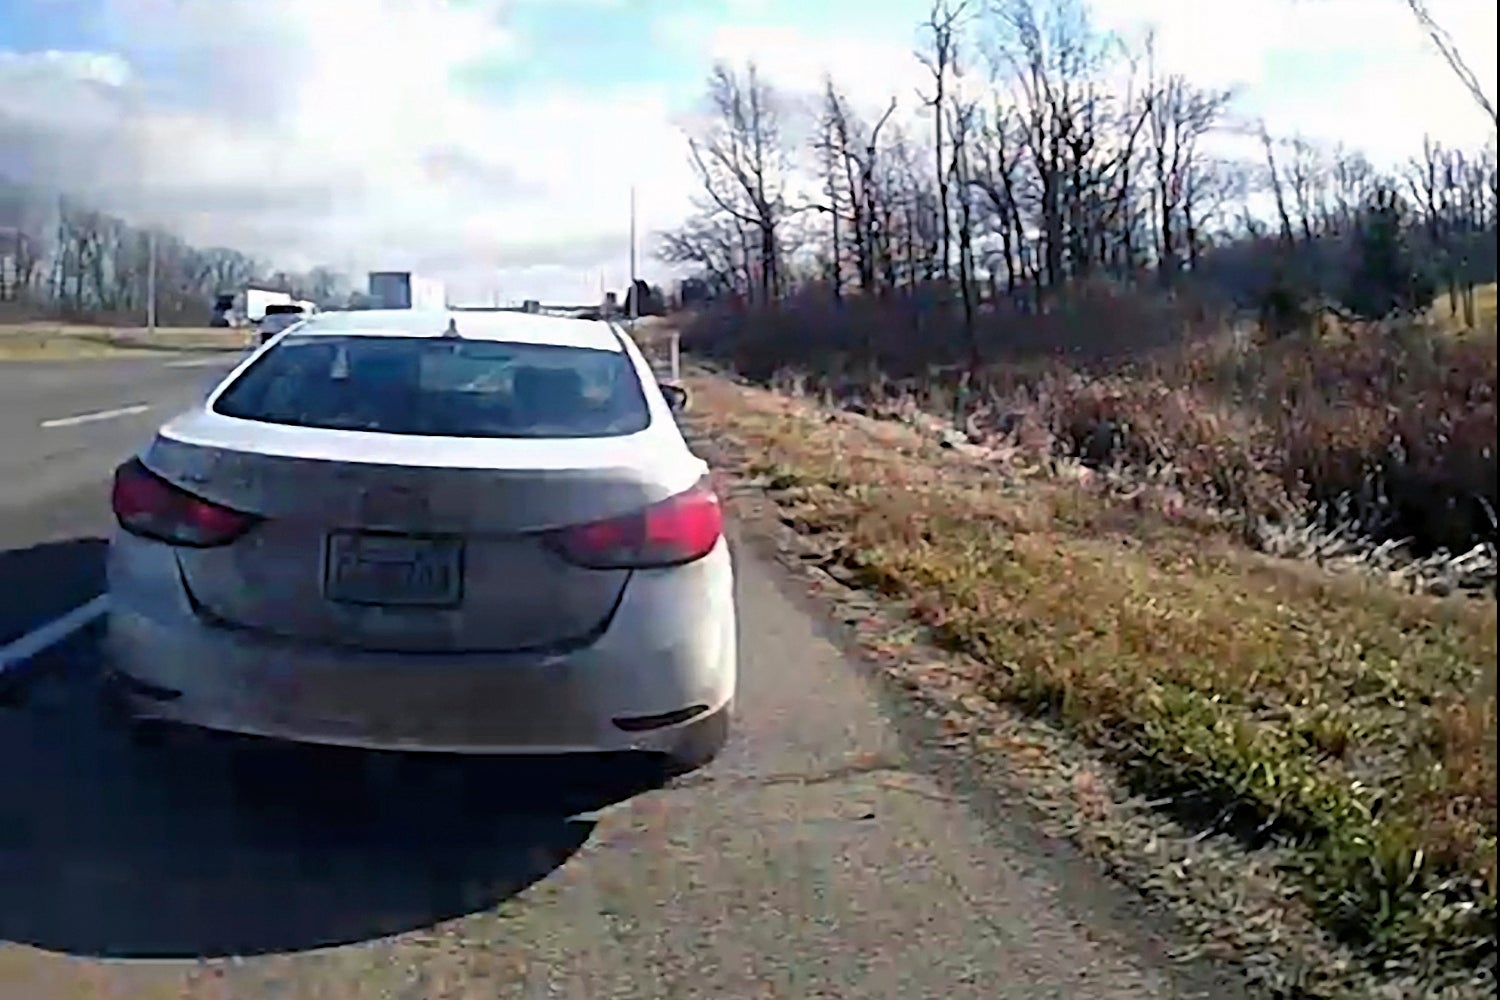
{"left": 99, "top": 671, "right": 173, "bottom": 749}
{"left": 125, "top": 717, "right": 174, "bottom": 749}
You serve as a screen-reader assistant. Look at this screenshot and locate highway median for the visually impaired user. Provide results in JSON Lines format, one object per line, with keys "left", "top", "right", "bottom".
{"left": 0, "top": 322, "right": 253, "bottom": 362}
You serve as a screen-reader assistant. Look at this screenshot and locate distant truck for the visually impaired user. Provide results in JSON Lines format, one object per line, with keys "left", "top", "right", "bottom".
{"left": 255, "top": 299, "right": 319, "bottom": 343}
{"left": 368, "top": 271, "right": 446, "bottom": 310}
{"left": 257, "top": 303, "right": 311, "bottom": 343}
{"left": 210, "top": 286, "right": 294, "bottom": 327}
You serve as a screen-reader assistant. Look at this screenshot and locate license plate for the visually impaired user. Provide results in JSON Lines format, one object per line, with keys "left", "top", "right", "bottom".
{"left": 323, "top": 532, "right": 464, "bottom": 606}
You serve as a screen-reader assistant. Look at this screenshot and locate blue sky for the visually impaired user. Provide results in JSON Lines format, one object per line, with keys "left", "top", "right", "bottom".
{"left": 2, "top": 0, "right": 1494, "bottom": 303}
{"left": 2, "top": 0, "right": 99, "bottom": 49}
{"left": 469, "top": 0, "right": 924, "bottom": 93}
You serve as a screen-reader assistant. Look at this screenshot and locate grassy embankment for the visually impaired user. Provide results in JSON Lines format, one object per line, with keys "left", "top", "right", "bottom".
{"left": 677, "top": 283, "right": 1498, "bottom": 986}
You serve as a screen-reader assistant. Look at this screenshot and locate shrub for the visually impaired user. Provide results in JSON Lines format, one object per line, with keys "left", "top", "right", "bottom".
{"left": 1342, "top": 186, "right": 1439, "bottom": 321}
{"left": 680, "top": 288, "right": 1498, "bottom": 556}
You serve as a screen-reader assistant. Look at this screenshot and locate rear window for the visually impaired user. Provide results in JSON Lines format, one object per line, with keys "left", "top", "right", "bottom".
{"left": 212, "top": 335, "right": 650, "bottom": 438}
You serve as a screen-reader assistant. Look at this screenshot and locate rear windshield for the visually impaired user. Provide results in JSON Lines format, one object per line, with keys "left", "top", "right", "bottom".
{"left": 213, "top": 335, "right": 651, "bottom": 438}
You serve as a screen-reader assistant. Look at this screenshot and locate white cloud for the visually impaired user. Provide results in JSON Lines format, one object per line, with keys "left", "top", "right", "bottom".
{"left": 699, "top": 24, "right": 930, "bottom": 109}
{"left": 654, "top": 4, "right": 942, "bottom": 136}
{"left": 0, "top": 0, "right": 699, "bottom": 303}
{"left": 1090, "top": 0, "right": 1497, "bottom": 163}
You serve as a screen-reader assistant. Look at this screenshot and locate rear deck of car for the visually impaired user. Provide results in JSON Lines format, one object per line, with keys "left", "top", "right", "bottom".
{"left": 293, "top": 309, "right": 626, "bottom": 351}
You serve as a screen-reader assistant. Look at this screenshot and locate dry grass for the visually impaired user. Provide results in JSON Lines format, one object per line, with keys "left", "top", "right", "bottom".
{"left": 0, "top": 321, "right": 252, "bottom": 360}
{"left": 683, "top": 285, "right": 1498, "bottom": 564}
{"left": 1044, "top": 325, "right": 1497, "bottom": 557}
{"left": 1430, "top": 282, "right": 1499, "bottom": 333}
{"left": 689, "top": 371, "right": 1497, "bottom": 982}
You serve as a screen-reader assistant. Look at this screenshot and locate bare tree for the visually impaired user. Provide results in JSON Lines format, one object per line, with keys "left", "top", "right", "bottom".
{"left": 1407, "top": 137, "right": 1498, "bottom": 325}
{"left": 820, "top": 82, "right": 901, "bottom": 296}
{"left": 989, "top": 0, "right": 1118, "bottom": 300}
{"left": 814, "top": 84, "right": 849, "bottom": 300}
{"left": 0, "top": 180, "right": 49, "bottom": 304}
{"left": 949, "top": 86, "right": 981, "bottom": 366}
{"left": 884, "top": 126, "right": 939, "bottom": 291}
{"left": 1258, "top": 126, "right": 1298, "bottom": 249}
{"left": 1, "top": 174, "right": 338, "bottom": 324}
{"left": 918, "top": 0, "right": 970, "bottom": 287}
{"left": 1143, "top": 33, "right": 1234, "bottom": 285}
{"left": 1404, "top": 0, "right": 1497, "bottom": 126}
{"left": 657, "top": 208, "right": 748, "bottom": 299}
{"left": 686, "top": 62, "right": 793, "bottom": 306}
{"left": 658, "top": 0, "right": 1496, "bottom": 332}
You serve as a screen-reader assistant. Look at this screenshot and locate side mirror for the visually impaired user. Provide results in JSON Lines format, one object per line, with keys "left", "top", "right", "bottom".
{"left": 660, "top": 382, "right": 690, "bottom": 414}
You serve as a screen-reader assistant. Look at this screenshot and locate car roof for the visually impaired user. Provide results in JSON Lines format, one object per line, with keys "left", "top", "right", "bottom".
{"left": 292, "top": 309, "right": 625, "bottom": 352}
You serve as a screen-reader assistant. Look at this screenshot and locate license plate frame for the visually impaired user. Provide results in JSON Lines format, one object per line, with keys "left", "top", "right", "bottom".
{"left": 323, "top": 531, "right": 465, "bottom": 607}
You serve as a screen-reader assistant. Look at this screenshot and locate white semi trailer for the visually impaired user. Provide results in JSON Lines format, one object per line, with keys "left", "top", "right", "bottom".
{"left": 245, "top": 287, "right": 294, "bottom": 321}
{"left": 368, "top": 271, "right": 446, "bottom": 310}
{"left": 211, "top": 286, "right": 293, "bottom": 326}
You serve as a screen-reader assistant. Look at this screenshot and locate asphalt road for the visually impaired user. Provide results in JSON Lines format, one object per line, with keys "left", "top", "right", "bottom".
{"left": 0, "top": 356, "right": 1241, "bottom": 999}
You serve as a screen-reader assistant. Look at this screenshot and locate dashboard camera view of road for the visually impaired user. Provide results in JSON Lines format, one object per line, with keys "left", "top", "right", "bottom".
{"left": 0, "top": 1, "right": 1495, "bottom": 998}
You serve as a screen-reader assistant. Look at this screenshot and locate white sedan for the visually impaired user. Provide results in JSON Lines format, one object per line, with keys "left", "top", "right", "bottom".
{"left": 104, "top": 309, "right": 735, "bottom": 773}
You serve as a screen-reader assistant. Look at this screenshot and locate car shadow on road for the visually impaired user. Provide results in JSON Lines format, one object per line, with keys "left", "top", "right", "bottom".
{"left": 0, "top": 536, "right": 107, "bottom": 653}
{"left": 0, "top": 634, "right": 671, "bottom": 960}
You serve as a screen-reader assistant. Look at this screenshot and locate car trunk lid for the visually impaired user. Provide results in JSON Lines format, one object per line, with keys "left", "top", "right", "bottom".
{"left": 143, "top": 412, "right": 702, "bottom": 653}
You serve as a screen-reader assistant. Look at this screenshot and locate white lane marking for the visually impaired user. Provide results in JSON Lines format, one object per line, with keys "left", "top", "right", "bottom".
{"left": 40, "top": 404, "right": 151, "bottom": 429}
{"left": 164, "top": 357, "right": 237, "bottom": 368}
{"left": 0, "top": 594, "right": 110, "bottom": 675}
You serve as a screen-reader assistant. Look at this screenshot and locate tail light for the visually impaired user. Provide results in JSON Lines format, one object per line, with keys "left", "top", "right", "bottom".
{"left": 545, "top": 480, "right": 722, "bottom": 569}
{"left": 111, "top": 458, "right": 259, "bottom": 547}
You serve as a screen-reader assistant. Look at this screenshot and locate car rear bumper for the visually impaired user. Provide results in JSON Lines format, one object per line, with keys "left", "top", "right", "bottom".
{"left": 105, "top": 537, "right": 737, "bottom": 759}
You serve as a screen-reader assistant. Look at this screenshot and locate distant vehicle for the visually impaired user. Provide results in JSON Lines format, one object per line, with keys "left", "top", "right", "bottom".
{"left": 256, "top": 303, "right": 308, "bottom": 343}
{"left": 209, "top": 293, "right": 235, "bottom": 328}
{"left": 105, "top": 308, "right": 732, "bottom": 773}
{"left": 211, "top": 287, "right": 294, "bottom": 327}
{"left": 368, "top": 271, "right": 446, "bottom": 310}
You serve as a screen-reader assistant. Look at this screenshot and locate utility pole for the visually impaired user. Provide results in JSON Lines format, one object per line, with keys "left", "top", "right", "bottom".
{"left": 627, "top": 184, "right": 638, "bottom": 328}
{"left": 145, "top": 228, "right": 157, "bottom": 335}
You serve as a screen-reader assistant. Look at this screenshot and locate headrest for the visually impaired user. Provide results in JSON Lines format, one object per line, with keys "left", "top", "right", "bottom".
{"left": 512, "top": 366, "right": 584, "bottom": 418}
